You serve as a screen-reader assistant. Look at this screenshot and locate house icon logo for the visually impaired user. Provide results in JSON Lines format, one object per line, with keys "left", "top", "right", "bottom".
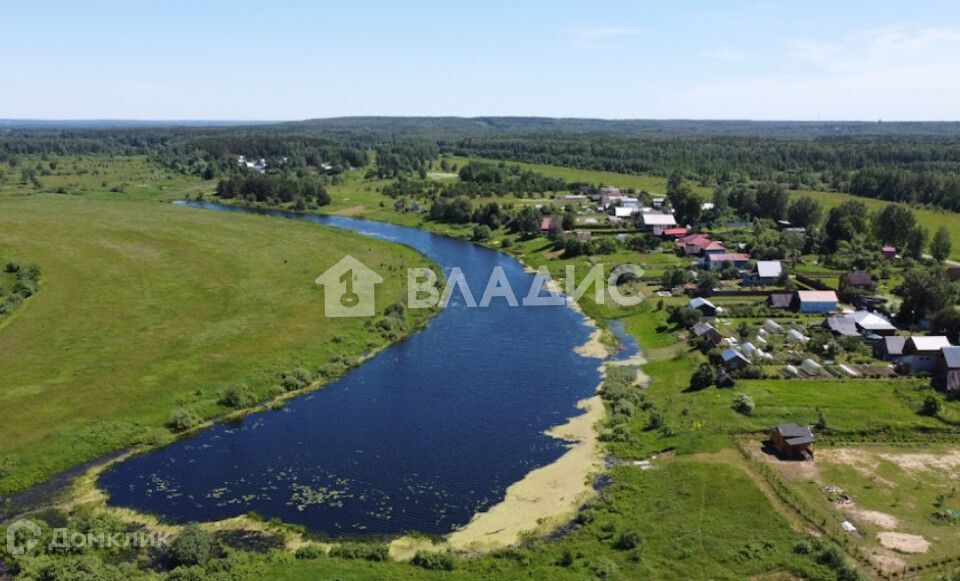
{"left": 6, "top": 518, "right": 42, "bottom": 556}
{"left": 315, "top": 255, "right": 383, "bottom": 317}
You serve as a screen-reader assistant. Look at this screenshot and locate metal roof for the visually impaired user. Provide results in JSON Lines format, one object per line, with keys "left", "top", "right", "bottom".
{"left": 756, "top": 261, "right": 783, "bottom": 278}
{"left": 942, "top": 346, "right": 960, "bottom": 368}
{"left": 796, "top": 290, "right": 838, "bottom": 303}
{"left": 642, "top": 213, "right": 677, "bottom": 226}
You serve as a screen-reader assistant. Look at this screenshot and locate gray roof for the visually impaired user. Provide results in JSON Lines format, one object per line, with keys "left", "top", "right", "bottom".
{"left": 824, "top": 317, "right": 859, "bottom": 337}
{"left": 689, "top": 297, "right": 716, "bottom": 310}
{"left": 943, "top": 346, "right": 960, "bottom": 369}
{"left": 882, "top": 336, "right": 906, "bottom": 355}
{"left": 775, "top": 423, "right": 815, "bottom": 445}
{"left": 691, "top": 321, "right": 717, "bottom": 337}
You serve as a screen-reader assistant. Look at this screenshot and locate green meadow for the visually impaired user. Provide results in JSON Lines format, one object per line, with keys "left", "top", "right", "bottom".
{"left": 0, "top": 190, "right": 433, "bottom": 493}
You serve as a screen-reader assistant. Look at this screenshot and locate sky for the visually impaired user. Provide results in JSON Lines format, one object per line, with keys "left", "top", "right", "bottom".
{"left": 3, "top": 0, "right": 960, "bottom": 121}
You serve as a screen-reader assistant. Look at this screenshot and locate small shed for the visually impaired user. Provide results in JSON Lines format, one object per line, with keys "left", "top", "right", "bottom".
{"left": 881, "top": 246, "right": 897, "bottom": 260}
{"left": 691, "top": 321, "right": 722, "bottom": 346}
{"left": 770, "top": 424, "right": 815, "bottom": 460}
{"left": 721, "top": 348, "right": 751, "bottom": 371}
{"left": 849, "top": 310, "right": 896, "bottom": 336}
{"left": 539, "top": 217, "right": 555, "bottom": 232}
{"left": 688, "top": 297, "right": 718, "bottom": 317}
{"left": 766, "top": 293, "right": 794, "bottom": 310}
{"left": 839, "top": 270, "right": 877, "bottom": 291}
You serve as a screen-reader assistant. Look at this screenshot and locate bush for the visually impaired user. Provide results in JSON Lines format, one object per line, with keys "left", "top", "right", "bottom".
{"left": 281, "top": 368, "right": 312, "bottom": 391}
{"left": 295, "top": 544, "right": 326, "bottom": 559}
{"left": 168, "top": 408, "right": 201, "bottom": 432}
{"left": 168, "top": 524, "right": 215, "bottom": 567}
{"left": 921, "top": 394, "right": 943, "bottom": 416}
{"left": 733, "top": 394, "right": 755, "bottom": 415}
{"left": 615, "top": 529, "right": 644, "bottom": 550}
{"left": 411, "top": 550, "right": 456, "bottom": 570}
{"left": 500, "top": 237, "right": 514, "bottom": 248}
{"left": 328, "top": 542, "right": 389, "bottom": 561}
{"left": 4, "top": 261, "right": 19, "bottom": 273}
{"left": 689, "top": 364, "right": 715, "bottom": 390}
{"left": 219, "top": 385, "right": 258, "bottom": 409}
{"left": 472, "top": 224, "right": 492, "bottom": 241}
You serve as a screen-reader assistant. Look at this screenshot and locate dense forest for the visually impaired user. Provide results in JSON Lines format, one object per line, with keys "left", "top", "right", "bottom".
{"left": 4, "top": 118, "right": 960, "bottom": 212}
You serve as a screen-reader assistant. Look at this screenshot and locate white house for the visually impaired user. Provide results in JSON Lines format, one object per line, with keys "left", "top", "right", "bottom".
{"left": 641, "top": 212, "right": 677, "bottom": 235}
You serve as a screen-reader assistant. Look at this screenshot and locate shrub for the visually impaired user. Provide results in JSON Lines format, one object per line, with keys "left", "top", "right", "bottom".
{"left": 472, "top": 224, "right": 492, "bottom": 241}
{"left": 219, "top": 385, "right": 258, "bottom": 409}
{"left": 411, "top": 550, "right": 456, "bottom": 570}
{"left": 329, "top": 542, "right": 389, "bottom": 561}
{"left": 4, "top": 261, "right": 19, "bottom": 273}
{"left": 921, "top": 394, "right": 943, "bottom": 417}
{"left": 689, "top": 364, "right": 715, "bottom": 390}
{"left": 500, "top": 237, "right": 514, "bottom": 248}
{"left": 168, "top": 408, "right": 201, "bottom": 432}
{"left": 733, "top": 394, "right": 755, "bottom": 415}
{"left": 615, "top": 529, "right": 644, "bottom": 550}
{"left": 168, "top": 525, "right": 215, "bottom": 567}
{"left": 281, "top": 368, "right": 312, "bottom": 391}
{"left": 295, "top": 544, "right": 326, "bottom": 559}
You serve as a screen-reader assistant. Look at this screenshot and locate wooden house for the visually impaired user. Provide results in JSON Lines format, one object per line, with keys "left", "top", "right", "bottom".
{"left": 770, "top": 424, "right": 815, "bottom": 460}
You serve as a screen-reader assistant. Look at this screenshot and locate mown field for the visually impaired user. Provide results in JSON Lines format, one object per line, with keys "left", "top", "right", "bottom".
{"left": 0, "top": 190, "right": 434, "bottom": 494}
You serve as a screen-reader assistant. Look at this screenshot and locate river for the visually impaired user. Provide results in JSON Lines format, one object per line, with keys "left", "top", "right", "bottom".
{"left": 98, "top": 202, "right": 604, "bottom": 538}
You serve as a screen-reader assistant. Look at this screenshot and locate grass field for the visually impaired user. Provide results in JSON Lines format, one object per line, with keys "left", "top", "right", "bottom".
{"left": 0, "top": 193, "right": 434, "bottom": 493}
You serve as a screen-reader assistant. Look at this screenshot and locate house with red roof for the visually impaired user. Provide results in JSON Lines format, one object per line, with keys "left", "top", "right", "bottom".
{"left": 539, "top": 217, "right": 555, "bottom": 232}
{"left": 679, "top": 234, "right": 715, "bottom": 256}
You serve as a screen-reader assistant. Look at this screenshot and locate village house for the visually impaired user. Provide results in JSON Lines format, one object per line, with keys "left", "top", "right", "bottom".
{"left": 769, "top": 424, "right": 815, "bottom": 460}
{"left": 641, "top": 213, "right": 677, "bottom": 235}
{"left": 679, "top": 233, "right": 714, "bottom": 256}
{"left": 614, "top": 206, "right": 639, "bottom": 218}
{"left": 539, "top": 217, "right": 555, "bottom": 232}
{"left": 936, "top": 346, "right": 960, "bottom": 392}
{"left": 839, "top": 270, "right": 877, "bottom": 292}
{"left": 703, "top": 241, "right": 726, "bottom": 255}
{"left": 901, "top": 336, "right": 952, "bottom": 373}
{"left": 691, "top": 321, "right": 722, "bottom": 346}
{"left": 743, "top": 260, "right": 783, "bottom": 286}
{"left": 661, "top": 227, "right": 689, "bottom": 239}
{"left": 701, "top": 253, "right": 750, "bottom": 271}
{"left": 721, "top": 348, "right": 751, "bottom": 371}
{"left": 875, "top": 335, "right": 906, "bottom": 361}
{"left": 688, "top": 297, "right": 719, "bottom": 317}
{"left": 848, "top": 310, "right": 897, "bottom": 336}
{"left": 599, "top": 187, "right": 623, "bottom": 209}
{"left": 766, "top": 292, "right": 793, "bottom": 310}
{"left": 791, "top": 290, "right": 839, "bottom": 313}
{"left": 881, "top": 246, "right": 897, "bottom": 260}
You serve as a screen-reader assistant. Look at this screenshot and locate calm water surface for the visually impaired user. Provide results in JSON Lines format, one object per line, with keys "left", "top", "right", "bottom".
{"left": 99, "top": 202, "right": 603, "bottom": 537}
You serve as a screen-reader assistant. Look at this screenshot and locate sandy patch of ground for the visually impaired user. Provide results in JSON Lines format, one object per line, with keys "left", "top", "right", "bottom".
{"left": 877, "top": 532, "right": 930, "bottom": 553}
{"left": 576, "top": 327, "right": 610, "bottom": 359}
{"left": 875, "top": 450, "right": 960, "bottom": 475}
{"left": 445, "top": 395, "right": 606, "bottom": 554}
{"left": 848, "top": 508, "right": 898, "bottom": 530}
{"left": 334, "top": 205, "right": 367, "bottom": 216}
{"left": 869, "top": 551, "right": 907, "bottom": 574}
{"left": 816, "top": 448, "right": 896, "bottom": 488}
